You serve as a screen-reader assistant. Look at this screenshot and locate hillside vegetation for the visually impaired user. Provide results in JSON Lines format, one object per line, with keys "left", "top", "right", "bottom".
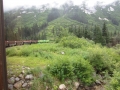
{"left": 4, "top": 0, "right": 120, "bottom": 46}
{"left": 6, "top": 36, "right": 120, "bottom": 89}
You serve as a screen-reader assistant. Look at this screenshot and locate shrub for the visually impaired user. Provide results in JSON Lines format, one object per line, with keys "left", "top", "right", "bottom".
{"left": 106, "top": 71, "right": 120, "bottom": 90}
{"left": 6, "top": 47, "right": 22, "bottom": 56}
{"left": 20, "top": 48, "right": 31, "bottom": 56}
{"left": 47, "top": 58, "right": 94, "bottom": 85}
{"left": 86, "top": 47, "right": 115, "bottom": 74}
{"left": 72, "top": 59, "right": 94, "bottom": 85}
{"left": 47, "top": 60, "right": 73, "bottom": 81}
{"left": 59, "top": 36, "right": 92, "bottom": 48}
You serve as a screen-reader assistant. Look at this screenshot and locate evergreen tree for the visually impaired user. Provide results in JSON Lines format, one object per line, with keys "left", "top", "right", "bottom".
{"left": 77, "top": 26, "right": 82, "bottom": 38}
{"left": 102, "top": 22, "right": 109, "bottom": 44}
{"left": 94, "top": 26, "right": 103, "bottom": 44}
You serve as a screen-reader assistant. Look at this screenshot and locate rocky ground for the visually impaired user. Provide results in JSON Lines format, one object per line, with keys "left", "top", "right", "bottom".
{"left": 7, "top": 66, "right": 106, "bottom": 90}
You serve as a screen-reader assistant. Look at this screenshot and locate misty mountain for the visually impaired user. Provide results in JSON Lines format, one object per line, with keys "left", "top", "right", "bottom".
{"left": 4, "top": 0, "right": 120, "bottom": 42}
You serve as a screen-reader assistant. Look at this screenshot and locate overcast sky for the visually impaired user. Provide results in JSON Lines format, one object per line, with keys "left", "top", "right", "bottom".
{"left": 3, "top": 0, "right": 116, "bottom": 11}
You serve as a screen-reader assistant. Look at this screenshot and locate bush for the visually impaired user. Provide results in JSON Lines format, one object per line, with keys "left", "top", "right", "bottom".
{"left": 59, "top": 36, "right": 92, "bottom": 48}
{"left": 86, "top": 47, "right": 115, "bottom": 74}
{"left": 106, "top": 71, "right": 120, "bottom": 90}
{"left": 47, "top": 60, "right": 73, "bottom": 81}
{"left": 72, "top": 59, "right": 94, "bottom": 85}
{"left": 47, "top": 58, "right": 94, "bottom": 85}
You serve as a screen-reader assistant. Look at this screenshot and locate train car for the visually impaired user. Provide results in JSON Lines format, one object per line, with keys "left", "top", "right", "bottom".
{"left": 16, "top": 41, "right": 24, "bottom": 45}
{"left": 31, "top": 40, "right": 38, "bottom": 44}
{"left": 5, "top": 41, "right": 16, "bottom": 47}
{"left": 5, "top": 40, "right": 39, "bottom": 47}
{"left": 23, "top": 40, "right": 32, "bottom": 45}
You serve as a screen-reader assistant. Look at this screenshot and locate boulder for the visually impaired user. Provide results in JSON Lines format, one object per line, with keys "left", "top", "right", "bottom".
{"left": 19, "top": 74, "right": 24, "bottom": 79}
{"left": 8, "top": 77, "right": 15, "bottom": 84}
{"left": 14, "top": 81, "right": 22, "bottom": 89}
{"left": 25, "top": 74, "right": 33, "bottom": 80}
{"left": 21, "top": 70, "right": 25, "bottom": 74}
{"left": 74, "top": 82, "right": 80, "bottom": 89}
{"left": 95, "top": 80, "right": 101, "bottom": 85}
{"left": 59, "top": 84, "right": 66, "bottom": 90}
{"left": 28, "top": 81, "right": 33, "bottom": 87}
{"left": 15, "top": 77, "right": 20, "bottom": 82}
{"left": 8, "top": 84, "right": 13, "bottom": 90}
{"left": 22, "top": 83, "right": 28, "bottom": 88}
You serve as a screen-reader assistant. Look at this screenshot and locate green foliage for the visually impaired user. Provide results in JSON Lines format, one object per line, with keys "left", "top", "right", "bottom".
{"left": 47, "top": 57, "right": 94, "bottom": 85}
{"left": 27, "top": 67, "right": 42, "bottom": 77}
{"left": 47, "top": 60, "right": 73, "bottom": 81}
{"left": 72, "top": 59, "right": 94, "bottom": 85}
{"left": 47, "top": 8, "right": 60, "bottom": 22}
{"left": 107, "top": 71, "right": 120, "bottom": 90}
{"left": 6, "top": 44, "right": 54, "bottom": 59}
{"left": 4, "top": 1, "right": 120, "bottom": 43}
{"left": 86, "top": 47, "right": 116, "bottom": 74}
{"left": 30, "top": 70, "right": 53, "bottom": 90}
{"left": 102, "top": 22, "right": 110, "bottom": 44}
{"left": 60, "top": 36, "right": 93, "bottom": 48}
{"left": 6, "top": 36, "right": 120, "bottom": 88}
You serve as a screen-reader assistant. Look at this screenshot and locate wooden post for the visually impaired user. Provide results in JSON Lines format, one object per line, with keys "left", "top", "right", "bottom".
{"left": 0, "top": 0, "right": 8, "bottom": 89}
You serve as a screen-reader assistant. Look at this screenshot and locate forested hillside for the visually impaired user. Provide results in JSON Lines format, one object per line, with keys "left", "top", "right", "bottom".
{"left": 5, "top": 1, "right": 120, "bottom": 90}
{"left": 4, "top": 0, "right": 120, "bottom": 46}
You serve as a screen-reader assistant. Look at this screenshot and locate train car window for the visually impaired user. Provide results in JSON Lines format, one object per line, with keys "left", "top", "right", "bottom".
{"left": 3, "top": 0, "right": 119, "bottom": 90}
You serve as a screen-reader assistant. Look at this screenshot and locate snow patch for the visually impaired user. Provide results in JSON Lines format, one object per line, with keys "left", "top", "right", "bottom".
{"left": 108, "top": 7, "right": 114, "bottom": 11}
{"left": 98, "top": 17, "right": 109, "bottom": 21}
{"left": 27, "top": 12, "right": 34, "bottom": 14}
{"left": 17, "top": 16, "right": 21, "bottom": 18}
{"left": 22, "top": 11, "right": 27, "bottom": 14}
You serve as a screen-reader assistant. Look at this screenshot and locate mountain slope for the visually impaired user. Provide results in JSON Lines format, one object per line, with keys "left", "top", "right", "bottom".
{"left": 4, "top": 0, "right": 120, "bottom": 41}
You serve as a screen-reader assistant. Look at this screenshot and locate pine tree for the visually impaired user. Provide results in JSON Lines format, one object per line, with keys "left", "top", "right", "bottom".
{"left": 102, "top": 22, "right": 109, "bottom": 44}
{"left": 94, "top": 25, "right": 103, "bottom": 44}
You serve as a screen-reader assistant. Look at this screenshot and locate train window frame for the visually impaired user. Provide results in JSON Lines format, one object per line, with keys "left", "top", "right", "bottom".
{"left": 0, "top": 0, "right": 8, "bottom": 89}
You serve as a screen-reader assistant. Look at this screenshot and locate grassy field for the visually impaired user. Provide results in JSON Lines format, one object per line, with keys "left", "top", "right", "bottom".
{"left": 6, "top": 36, "right": 120, "bottom": 90}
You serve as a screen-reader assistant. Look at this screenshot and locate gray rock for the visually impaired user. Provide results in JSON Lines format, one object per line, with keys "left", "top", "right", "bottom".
{"left": 21, "top": 80, "right": 25, "bottom": 84}
{"left": 46, "top": 86, "right": 49, "bottom": 90}
{"left": 59, "top": 84, "right": 66, "bottom": 90}
{"left": 21, "top": 70, "right": 25, "bottom": 74}
{"left": 25, "top": 74, "right": 33, "bottom": 80}
{"left": 15, "top": 77, "right": 20, "bottom": 82}
{"left": 22, "top": 83, "right": 28, "bottom": 88}
{"left": 95, "top": 80, "right": 101, "bottom": 85}
{"left": 8, "top": 84, "right": 13, "bottom": 90}
{"left": 28, "top": 81, "right": 33, "bottom": 87}
{"left": 74, "top": 82, "right": 80, "bottom": 89}
{"left": 19, "top": 74, "right": 24, "bottom": 79}
{"left": 8, "top": 77, "right": 15, "bottom": 84}
{"left": 14, "top": 81, "right": 22, "bottom": 89}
